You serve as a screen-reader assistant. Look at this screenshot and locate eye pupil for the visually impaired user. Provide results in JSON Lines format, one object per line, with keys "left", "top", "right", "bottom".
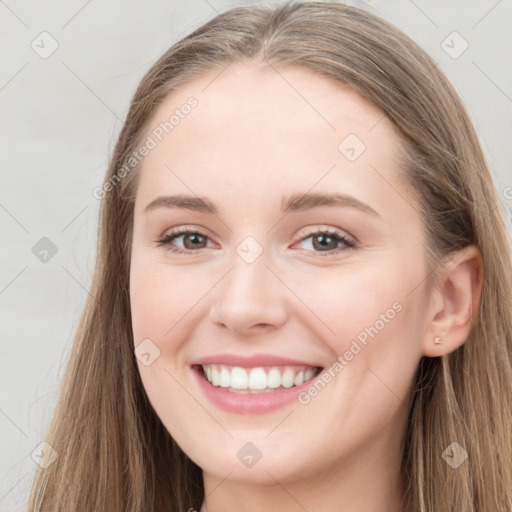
{"left": 313, "top": 233, "right": 338, "bottom": 251}
{"left": 184, "top": 233, "right": 206, "bottom": 249}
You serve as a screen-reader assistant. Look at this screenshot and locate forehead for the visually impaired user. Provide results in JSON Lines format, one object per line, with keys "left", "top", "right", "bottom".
{"left": 134, "top": 61, "right": 406, "bottom": 216}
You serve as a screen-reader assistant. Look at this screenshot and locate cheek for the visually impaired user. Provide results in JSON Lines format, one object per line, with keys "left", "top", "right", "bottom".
{"left": 282, "top": 262, "right": 405, "bottom": 348}
{"left": 129, "top": 260, "right": 214, "bottom": 347}
{"left": 288, "top": 263, "right": 423, "bottom": 398}
{"left": 129, "top": 262, "right": 221, "bottom": 457}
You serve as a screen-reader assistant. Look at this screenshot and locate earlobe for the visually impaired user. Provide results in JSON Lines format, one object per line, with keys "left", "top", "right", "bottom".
{"left": 422, "top": 245, "right": 483, "bottom": 357}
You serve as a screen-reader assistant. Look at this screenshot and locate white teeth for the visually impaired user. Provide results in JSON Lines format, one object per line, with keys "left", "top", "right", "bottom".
{"left": 267, "top": 368, "right": 281, "bottom": 388}
{"left": 230, "top": 367, "right": 249, "bottom": 389}
{"left": 219, "top": 367, "right": 231, "bottom": 387}
{"left": 281, "top": 368, "right": 295, "bottom": 388}
{"left": 304, "top": 368, "right": 316, "bottom": 381}
{"left": 211, "top": 367, "right": 220, "bottom": 386}
{"left": 248, "top": 368, "right": 267, "bottom": 390}
{"left": 200, "top": 364, "right": 319, "bottom": 392}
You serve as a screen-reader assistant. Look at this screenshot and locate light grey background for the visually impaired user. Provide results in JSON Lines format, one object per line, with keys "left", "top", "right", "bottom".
{"left": 1, "top": 0, "right": 511, "bottom": 509}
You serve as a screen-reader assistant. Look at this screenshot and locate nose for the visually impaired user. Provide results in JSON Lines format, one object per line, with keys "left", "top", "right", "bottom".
{"left": 208, "top": 249, "right": 288, "bottom": 336}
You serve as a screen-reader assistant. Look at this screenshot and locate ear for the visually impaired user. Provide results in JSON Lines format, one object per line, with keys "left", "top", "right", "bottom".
{"left": 422, "top": 245, "right": 483, "bottom": 357}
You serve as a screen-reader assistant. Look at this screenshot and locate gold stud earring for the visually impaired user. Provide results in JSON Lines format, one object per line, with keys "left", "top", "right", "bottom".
{"left": 434, "top": 337, "right": 442, "bottom": 345}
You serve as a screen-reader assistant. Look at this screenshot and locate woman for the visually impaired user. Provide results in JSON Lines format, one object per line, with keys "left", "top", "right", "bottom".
{"left": 28, "top": 1, "right": 512, "bottom": 511}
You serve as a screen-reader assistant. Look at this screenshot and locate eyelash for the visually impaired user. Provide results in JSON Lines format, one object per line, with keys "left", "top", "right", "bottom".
{"left": 155, "top": 227, "right": 357, "bottom": 257}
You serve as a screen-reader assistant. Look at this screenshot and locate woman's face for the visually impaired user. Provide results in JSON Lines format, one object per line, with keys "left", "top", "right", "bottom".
{"left": 129, "top": 62, "right": 430, "bottom": 486}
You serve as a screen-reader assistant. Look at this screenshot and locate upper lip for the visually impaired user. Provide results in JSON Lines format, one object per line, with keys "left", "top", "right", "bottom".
{"left": 191, "top": 353, "right": 322, "bottom": 368}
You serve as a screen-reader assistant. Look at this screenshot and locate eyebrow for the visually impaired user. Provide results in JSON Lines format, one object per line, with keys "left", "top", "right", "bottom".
{"left": 144, "top": 192, "right": 381, "bottom": 218}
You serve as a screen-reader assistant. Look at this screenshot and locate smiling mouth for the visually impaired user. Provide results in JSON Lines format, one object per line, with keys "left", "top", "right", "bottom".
{"left": 194, "top": 364, "right": 323, "bottom": 394}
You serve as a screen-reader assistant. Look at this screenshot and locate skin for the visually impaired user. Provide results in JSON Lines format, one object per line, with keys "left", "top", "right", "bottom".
{"left": 129, "top": 61, "right": 482, "bottom": 512}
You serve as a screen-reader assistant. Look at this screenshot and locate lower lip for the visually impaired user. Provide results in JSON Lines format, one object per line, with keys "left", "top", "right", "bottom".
{"left": 192, "top": 365, "right": 321, "bottom": 415}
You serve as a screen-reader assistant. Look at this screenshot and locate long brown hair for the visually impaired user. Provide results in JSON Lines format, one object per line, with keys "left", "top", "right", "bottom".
{"left": 28, "top": 2, "right": 512, "bottom": 510}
